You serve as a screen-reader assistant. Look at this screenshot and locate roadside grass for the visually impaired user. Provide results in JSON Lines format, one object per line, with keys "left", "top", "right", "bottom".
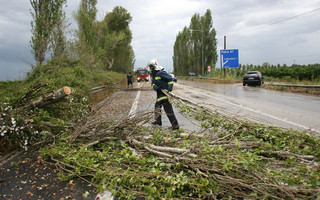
{"left": 263, "top": 76, "right": 320, "bottom": 85}
{"left": 0, "top": 80, "right": 24, "bottom": 103}
{"left": 0, "top": 62, "right": 126, "bottom": 151}
{"left": 0, "top": 62, "right": 126, "bottom": 103}
{"left": 262, "top": 84, "right": 320, "bottom": 96}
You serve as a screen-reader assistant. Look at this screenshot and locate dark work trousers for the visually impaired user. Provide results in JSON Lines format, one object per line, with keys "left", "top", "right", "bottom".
{"left": 154, "top": 99, "right": 179, "bottom": 128}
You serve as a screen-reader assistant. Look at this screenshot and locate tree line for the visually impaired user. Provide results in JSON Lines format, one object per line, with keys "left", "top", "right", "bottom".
{"left": 173, "top": 9, "right": 218, "bottom": 76}
{"left": 30, "top": 0, "right": 134, "bottom": 74}
{"left": 239, "top": 63, "right": 320, "bottom": 81}
{"left": 210, "top": 63, "right": 320, "bottom": 82}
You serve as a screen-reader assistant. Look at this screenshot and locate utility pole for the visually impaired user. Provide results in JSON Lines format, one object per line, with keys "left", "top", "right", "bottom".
{"left": 201, "top": 30, "right": 204, "bottom": 77}
{"left": 224, "top": 36, "right": 226, "bottom": 78}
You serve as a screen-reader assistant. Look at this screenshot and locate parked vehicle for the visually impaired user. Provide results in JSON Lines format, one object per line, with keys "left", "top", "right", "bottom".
{"left": 170, "top": 74, "right": 177, "bottom": 82}
{"left": 243, "top": 71, "right": 264, "bottom": 86}
{"left": 136, "top": 68, "right": 149, "bottom": 82}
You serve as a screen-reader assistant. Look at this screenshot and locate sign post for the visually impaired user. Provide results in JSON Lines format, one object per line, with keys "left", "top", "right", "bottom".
{"left": 220, "top": 49, "right": 239, "bottom": 69}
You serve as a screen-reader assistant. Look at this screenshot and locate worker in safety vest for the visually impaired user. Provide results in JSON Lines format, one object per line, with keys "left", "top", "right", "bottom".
{"left": 148, "top": 59, "right": 179, "bottom": 130}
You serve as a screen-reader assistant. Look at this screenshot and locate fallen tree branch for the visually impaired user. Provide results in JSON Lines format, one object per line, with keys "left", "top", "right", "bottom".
{"left": 147, "top": 143, "right": 189, "bottom": 154}
{"left": 42, "top": 89, "right": 320, "bottom": 199}
{"left": 218, "top": 141, "right": 261, "bottom": 149}
{"left": 21, "top": 86, "right": 71, "bottom": 110}
{"left": 129, "top": 138, "right": 173, "bottom": 158}
{"left": 144, "top": 145, "right": 173, "bottom": 158}
{"left": 15, "top": 83, "right": 49, "bottom": 107}
{"left": 84, "top": 136, "right": 119, "bottom": 148}
{"left": 260, "top": 150, "right": 316, "bottom": 161}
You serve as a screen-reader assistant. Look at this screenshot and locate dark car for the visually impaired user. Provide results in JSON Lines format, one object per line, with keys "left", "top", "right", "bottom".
{"left": 243, "top": 71, "right": 264, "bottom": 86}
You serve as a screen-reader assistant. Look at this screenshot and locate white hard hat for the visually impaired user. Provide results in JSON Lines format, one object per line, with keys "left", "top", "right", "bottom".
{"left": 148, "top": 59, "right": 158, "bottom": 69}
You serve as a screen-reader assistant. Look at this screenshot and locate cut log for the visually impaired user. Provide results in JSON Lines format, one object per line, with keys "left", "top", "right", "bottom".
{"left": 22, "top": 86, "right": 71, "bottom": 110}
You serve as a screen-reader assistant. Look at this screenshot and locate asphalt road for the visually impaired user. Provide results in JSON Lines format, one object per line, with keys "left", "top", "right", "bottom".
{"left": 172, "top": 79, "right": 320, "bottom": 135}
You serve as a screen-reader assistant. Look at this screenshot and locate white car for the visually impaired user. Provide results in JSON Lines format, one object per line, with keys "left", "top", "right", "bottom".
{"left": 169, "top": 74, "right": 177, "bottom": 82}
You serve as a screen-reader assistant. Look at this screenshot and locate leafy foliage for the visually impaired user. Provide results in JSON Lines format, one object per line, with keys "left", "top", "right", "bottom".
{"left": 74, "top": 2, "right": 134, "bottom": 73}
{"left": 257, "top": 64, "right": 320, "bottom": 82}
{"left": 204, "top": 63, "right": 320, "bottom": 83}
{"left": 2, "top": 0, "right": 132, "bottom": 151}
{"left": 99, "top": 6, "right": 134, "bottom": 73}
{"left": 0, "top": 61, "right": 125, "bottom": 151}
{"left": 173, "top": 9, "right": 218, "bottom": 76}
{"left": 30, "top": 0, "right": 67, "bottom": 66}
{"left": 40, "top": 100, "right": 320, "bottom": 199}
{"left": 74, "top": 0, "right": 97, "bottom": 49}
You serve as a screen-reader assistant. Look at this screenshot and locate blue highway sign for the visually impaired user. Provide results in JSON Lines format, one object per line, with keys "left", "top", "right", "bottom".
{"left": 220, "top": 49, "right": 239, "bottom": 68}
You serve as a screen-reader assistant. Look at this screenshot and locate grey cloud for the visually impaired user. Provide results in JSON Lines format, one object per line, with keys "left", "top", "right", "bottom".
{"left": 1, "top": 0, "right": 320, "bottom": 80}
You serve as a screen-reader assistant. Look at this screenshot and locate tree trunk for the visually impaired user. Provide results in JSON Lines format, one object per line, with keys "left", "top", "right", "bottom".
{"left": 22, "top": 86, "right": 71, "bottom": 110}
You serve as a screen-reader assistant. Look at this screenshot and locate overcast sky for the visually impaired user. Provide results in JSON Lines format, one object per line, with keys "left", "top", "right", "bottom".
{"left": 1, "top": 0, "right": 320, "bottom": 81}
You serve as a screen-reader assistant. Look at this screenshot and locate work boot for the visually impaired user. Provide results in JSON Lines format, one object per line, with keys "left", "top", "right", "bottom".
{"left": 151, "top": 121, "right": 162, "bottom": 126}
{"left": 171, "top": 125, "right": 179, "bottom": 130}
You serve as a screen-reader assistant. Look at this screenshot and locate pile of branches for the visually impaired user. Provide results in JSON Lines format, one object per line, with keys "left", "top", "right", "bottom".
{"left": 0, "top": 83, "right": 78, "bottom": 150}
{"left": 42, "top": 93, "right": 320, "bottom": 199}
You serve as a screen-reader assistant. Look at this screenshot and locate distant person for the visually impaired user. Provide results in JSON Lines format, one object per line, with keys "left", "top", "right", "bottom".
{"left": 148, "top": 59, "right": 179, "bottom": 130}
{"left": 127, "top": 72, "right": 133, "bottom": 88}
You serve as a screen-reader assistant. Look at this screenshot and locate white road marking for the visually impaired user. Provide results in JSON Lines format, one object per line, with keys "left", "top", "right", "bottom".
{"left": 204, "top": 94, "right": 318, "bottom": 133}
{"left": 129, "top": 91, "right": 141, "bottom": 118}
{"left": 96, "top": 91, "right": 141, "bottom": 200}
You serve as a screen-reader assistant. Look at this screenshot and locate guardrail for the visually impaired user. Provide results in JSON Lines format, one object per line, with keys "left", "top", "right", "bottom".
{"left": 178, "top": 76, "right": 320, "bottom": 89}
{"left": 267, "top": 83, "right": 320, "bottom": 89}
{"left": 90, "top": 85, "right": 106, "bottom": 93}
{"left": 178, "top": 76, "right": 218, "bottom": 80}
{"left": 177, "top": 76, "right": 242, "bottom": 84}
{"left": 90, "top": 82, "right": 121, "bottom": 94}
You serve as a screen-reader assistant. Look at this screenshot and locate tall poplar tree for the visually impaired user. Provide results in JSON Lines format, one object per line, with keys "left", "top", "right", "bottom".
{"left": 201, "top": 10, "right": 218, "bottom": 73}
{"left": 51, "top": 1, "right": 67, "bottom": 61}
{"left": 173, "top": 27, "right": 191, "bottom": 75}
{"left": 73, "top": 3, "right": 134, "bottom": 72}
{"left": 30, "top": 0, "right": 66, "bottom": 66}
{"left": 103, "top": 6, "right": 134, "bottom": 73}
{"left": 173, "top": 9, "right": 217, "bottom": 76}
{"left": 75, "top": 0, "right": 97, "bottom": 49}
{"left": 73, "top": 0, "right": 98, "bottom": 69}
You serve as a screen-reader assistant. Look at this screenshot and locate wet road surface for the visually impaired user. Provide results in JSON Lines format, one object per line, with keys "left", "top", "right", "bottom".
{"left": 173, "top": 79, "right": 320, "bottom": 134}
